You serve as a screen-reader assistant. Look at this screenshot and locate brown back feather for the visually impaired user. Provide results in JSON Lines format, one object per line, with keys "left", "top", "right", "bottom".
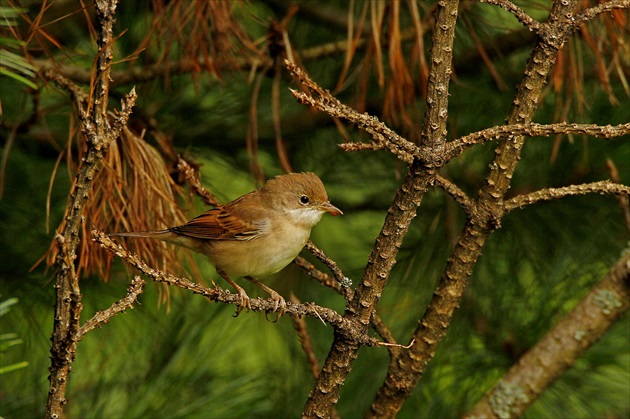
{"left": 169, "top": 191, "right": 265, "bottom": 240}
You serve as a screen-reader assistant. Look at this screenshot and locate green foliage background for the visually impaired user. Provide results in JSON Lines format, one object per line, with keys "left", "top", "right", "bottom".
{"left": 1, "top": 1, "right": 629, "bottom": 417}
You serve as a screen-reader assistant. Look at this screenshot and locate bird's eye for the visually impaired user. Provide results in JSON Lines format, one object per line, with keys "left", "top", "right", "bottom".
{"left": 299, "top": 195, "right": 310, "bottom": 204}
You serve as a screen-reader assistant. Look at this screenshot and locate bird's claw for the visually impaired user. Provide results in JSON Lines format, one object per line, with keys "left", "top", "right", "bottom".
{"left": 233, "top": 288, "right": 252, "bottom": 317}
{"left": 264, "top": 291, "right": 287, "bottom": 322}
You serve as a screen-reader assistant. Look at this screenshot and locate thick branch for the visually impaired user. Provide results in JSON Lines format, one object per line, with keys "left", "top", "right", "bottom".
{"left": 369, "top": 1, "right": 584, "bottom": 416}
{"left": 467, "top": 250, "right": 630, "bottom": 418}
{"left": 300, "top": 1, "right": 461, "bottom": 417}
{"left": 46, "top": 1, "right": 125, "bottom": 417}
{"left": 505, "top": 181, "right": 630, "bottom": 212}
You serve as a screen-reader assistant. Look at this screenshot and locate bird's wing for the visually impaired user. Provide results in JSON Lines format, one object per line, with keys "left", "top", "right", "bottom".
{"left": 169, "top": 201, "right": 265, "bottom": 241}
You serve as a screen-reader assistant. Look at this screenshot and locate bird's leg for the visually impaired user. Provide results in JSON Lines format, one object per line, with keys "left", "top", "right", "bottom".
{"left": 244, "top": 276, "right": 286, "bottom": 321}
{"left": 218, "top": 271, "right": 251, "bottom": 316}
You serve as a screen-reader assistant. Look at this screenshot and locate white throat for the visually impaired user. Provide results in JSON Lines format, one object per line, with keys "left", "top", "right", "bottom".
{"left": 285, "top": 207, "right": 325, "bottom": 228}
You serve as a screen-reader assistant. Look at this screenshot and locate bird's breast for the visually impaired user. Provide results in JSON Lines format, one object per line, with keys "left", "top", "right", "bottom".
{"left": 201, "top": 222, "right": 312, "bottom": 278}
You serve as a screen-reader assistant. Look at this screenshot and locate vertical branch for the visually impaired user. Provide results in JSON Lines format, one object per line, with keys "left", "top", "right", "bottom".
{"left": 368, "top": 1, "right": 582, "bottom": 417}
{"left": 302, "top": 1, "right": 460, "bottom": 417}
{"left": 46, "top": 1, "right": 125, "bottom": 417}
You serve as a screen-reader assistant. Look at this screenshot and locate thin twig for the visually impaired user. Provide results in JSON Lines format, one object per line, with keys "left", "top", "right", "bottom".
{"left": 304, "top": 241, "right": 350, "bottom": 289}
{"left": 293, "top": 255, "right": 400, "bottom": 355}
{"left": 434, "top": 175, "right": 475, "bottom": 215}
{"left": 176, "top": 156, "right": 221, "bottom": 207}
{"left": 574, "top": 0, "right": 630, "bottom": 25}
{"left": 447, "top": 122, "right": 630, "bottom": 160}
{"left": 286, "top": 60, "right": 422, "bottom": 164}
{"left": 42, "top": 69, "right": 89, "bottom": 110}
{"left": 479, "top": 0, "right": 542, "bottom": 33}
{"left": 338, "top": 141, "right": 386, "bottom": 154}
{"left": 291, "top": 293, "right": 321, "bottom": 380}
{"left": 606, "top": 158, "right": 630, "bottom": 235}
{"left": 294, "top": 256, "right": 343, "bottom": 293}
{"left": 76, "top": 276, "right": 146, "bottom": 340}
{"left": 504, "top": 181, "right": 630, "bottom": 212}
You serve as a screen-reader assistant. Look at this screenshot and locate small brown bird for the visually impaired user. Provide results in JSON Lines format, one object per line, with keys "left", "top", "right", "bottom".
{"left": 110, "top": 172, "right": 342, "bottom": 315}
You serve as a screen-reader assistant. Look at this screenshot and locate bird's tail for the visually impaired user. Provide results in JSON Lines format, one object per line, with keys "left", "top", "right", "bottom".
{"left": 108, "top": 229, "right": 199, "bottom": 252}
{"left": 108, "top": 230, "right": 173, "bottom": 239}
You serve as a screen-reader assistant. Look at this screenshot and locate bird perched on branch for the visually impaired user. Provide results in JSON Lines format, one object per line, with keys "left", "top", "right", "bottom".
{"left": 110, "top": 172, "right": 342, "bottom": 316}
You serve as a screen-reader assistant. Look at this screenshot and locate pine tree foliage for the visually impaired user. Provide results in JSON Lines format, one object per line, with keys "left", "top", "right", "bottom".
{"left": 0, "top": 1, "right": 628, "bottom": 417}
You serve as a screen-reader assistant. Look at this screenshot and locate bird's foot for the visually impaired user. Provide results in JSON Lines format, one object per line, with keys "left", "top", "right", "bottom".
{"left": 233, "top": 287, "right": 252, "bottom": 317}
{"left": 264, "top": 290, "right": 286, "bottom": 322}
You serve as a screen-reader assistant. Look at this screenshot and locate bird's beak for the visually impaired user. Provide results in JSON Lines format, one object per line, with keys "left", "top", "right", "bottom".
{"left": 320, "top": 202, "right": 343, "bottom": 216}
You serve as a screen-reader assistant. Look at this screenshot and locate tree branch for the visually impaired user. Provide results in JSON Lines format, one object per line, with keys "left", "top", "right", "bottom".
{"left": 46, "top": 1, "right": 130, "bottom": 417}
{"left": 467, "top": 249, "right": 630, "bottom": 418}
{"left": 479, "top": 0, "right": 542, "bottom": 34}
{"left": 447, "top": 122, "right": 630, "bottom": 159}
{"left": 92, "top": 230, "right": 389, "bottom": 348}
{"left": 286, "top": 60, "right": 422, "bottom": 164}
{"left": 293, "top": 253, "right": 400, "bottom": 354}
{"left": 41, "top": 70, "right": 89, "bottom": 110}
{"left": 304, "top": 241, "right": 352, "bottom": 294}
{"left": 298, "top": 0, "right": 461, "bottom": 416}
{"left": 434, "top": 174, "right": 475, "bottom": 215}
{"left": 574, "top": 0, "right": 630, "bottom": 25}
{"left": 294, "top": 256, "right": 343, "bottom": 293}
{"left": 368, "top": 1, "right": 584, "bottom": 416}
{"left": 504, "top": 181, "right": 630, "bottom": 212}
{"left": 76, "top": 276, "right": 146, "bottom": 340}
{"left": 606, "top": 158, "right": 630, "bottom": 235}
{"left": 175, "top": 156, "right": 222, "bottom": 207}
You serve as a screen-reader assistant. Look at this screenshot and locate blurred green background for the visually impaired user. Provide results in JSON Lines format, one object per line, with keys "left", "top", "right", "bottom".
{"left": 1, "top": 1, "right": 629, "bottom": 417}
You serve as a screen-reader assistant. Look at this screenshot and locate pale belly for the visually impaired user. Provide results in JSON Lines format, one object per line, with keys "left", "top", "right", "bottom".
{"left": 200, "top": 227, "right": 310, "bottom": 278}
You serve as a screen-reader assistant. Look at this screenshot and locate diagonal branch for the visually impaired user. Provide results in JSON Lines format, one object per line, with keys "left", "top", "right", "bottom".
{"left": 369, "top": 1, "right": 587, "bottom": 416}
{"left": 304, "top": 241, "right": 352, "bottom": 294}
{"left": 76, "top": 276, "right": 146, "bottom": 340}
{"left": 286, "top": 60, "right": 422, "bottom": 164}
{"left": 299, "top": 0, "right": 461, "bottom": 416}
{"left": 294, "top": 256, "right": 343, "bottom": 293}
{"left": 175, "top": 156, "right": 222, "bottom": 207}
{"left": 41, "top": 70, "right": 89, "bottom": 110}
{"left": 466, "top": 249, "right": 630, "bottom": 418}
{"left": 479, "top": 0, "right": 542, "bottom": 34}
{"left": 92, "top": 230, "right": 388, "bottom": 348}
{"left": 294, "top": 250, "right": 400, "bottom": 353}
{"left": 434, "top": 174, "right": 475, "bottom": 215}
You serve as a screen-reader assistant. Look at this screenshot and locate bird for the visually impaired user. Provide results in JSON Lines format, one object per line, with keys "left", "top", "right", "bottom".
{"left": 109, "top": 172, "right": 342, "bottom": 316}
